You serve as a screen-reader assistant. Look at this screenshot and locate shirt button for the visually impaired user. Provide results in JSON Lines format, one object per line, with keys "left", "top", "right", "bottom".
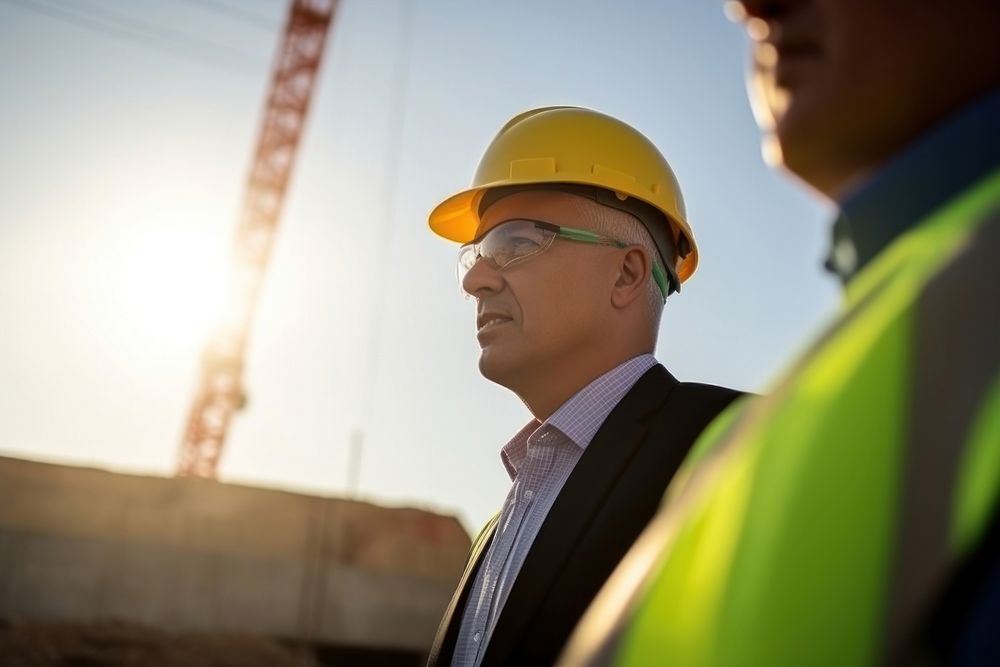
{"left": 525, "top": 489, "right": 534, "bottom": 500}
{"left": 473, "top": 632, "right": 481, "bottom": 642}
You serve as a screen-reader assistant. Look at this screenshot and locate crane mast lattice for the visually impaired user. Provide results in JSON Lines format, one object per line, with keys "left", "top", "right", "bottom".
{"left": 177, "top": 0, "right": 338, "bottom": 478}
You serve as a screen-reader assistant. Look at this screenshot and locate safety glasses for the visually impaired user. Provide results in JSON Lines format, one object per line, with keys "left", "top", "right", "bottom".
{"left": 457, "top": 219, "right": 669, "bottom": 298}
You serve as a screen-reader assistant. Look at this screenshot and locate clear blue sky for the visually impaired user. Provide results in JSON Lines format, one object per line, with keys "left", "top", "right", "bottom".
{"left": 0, "top": 0, "right": 839, "bottom": 534}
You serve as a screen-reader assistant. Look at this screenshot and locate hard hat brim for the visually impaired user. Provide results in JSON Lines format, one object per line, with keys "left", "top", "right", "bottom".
{"left": 428, "top": 188, "right": 483, "bottom": 243}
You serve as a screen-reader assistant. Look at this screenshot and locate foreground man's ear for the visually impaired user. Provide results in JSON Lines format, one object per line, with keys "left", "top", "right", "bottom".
{"left": 611, "top": 247, "right": 652, "bottom": 309}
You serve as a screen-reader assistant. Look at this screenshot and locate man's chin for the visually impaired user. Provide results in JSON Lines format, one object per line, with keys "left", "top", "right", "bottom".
{"left": 772, "top": 127, "right": 856, "bottom": 201}
{"left": 478, "top": 349, "right": 523, "bottom": 389}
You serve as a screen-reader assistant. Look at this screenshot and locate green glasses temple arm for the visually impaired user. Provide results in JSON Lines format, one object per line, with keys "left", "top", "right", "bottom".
{"left": 554, "top": 226, "right": 674, "bottom": 299}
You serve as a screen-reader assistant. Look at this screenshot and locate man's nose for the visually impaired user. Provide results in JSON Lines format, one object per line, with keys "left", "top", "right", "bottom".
{"left": 462, "top": 256, "right": 504, "bottom": 298}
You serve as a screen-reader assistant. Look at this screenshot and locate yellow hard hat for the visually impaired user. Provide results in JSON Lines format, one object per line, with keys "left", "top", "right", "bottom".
{"left": 428, "top": 106, "right": 698, "bottom": 284}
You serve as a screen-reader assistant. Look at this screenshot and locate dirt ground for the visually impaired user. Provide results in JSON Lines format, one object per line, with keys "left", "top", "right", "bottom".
{"left": 0, "top": 619, "right": 303, "bottom": 666}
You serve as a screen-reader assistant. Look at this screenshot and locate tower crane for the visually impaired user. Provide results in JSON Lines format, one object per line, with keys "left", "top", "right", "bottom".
{"left": 177, "top": 0, "right": 338, "bottom": 477}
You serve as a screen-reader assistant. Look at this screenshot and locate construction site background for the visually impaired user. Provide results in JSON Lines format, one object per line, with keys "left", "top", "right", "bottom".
{"left": 0, "top": 456, "right": 470, "bottom": 664}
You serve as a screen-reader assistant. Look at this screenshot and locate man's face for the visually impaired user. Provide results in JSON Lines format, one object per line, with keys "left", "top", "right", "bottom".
{"left": 734, "top": 0, "right": 947, "bottom": 198}
{"left": 461, "top": 190, "right": 619, "bottom": 391}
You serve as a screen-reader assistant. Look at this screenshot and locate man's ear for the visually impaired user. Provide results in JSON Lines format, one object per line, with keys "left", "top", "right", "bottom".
{"left": 611, "top": 247, "right": 652, "bottom": 309}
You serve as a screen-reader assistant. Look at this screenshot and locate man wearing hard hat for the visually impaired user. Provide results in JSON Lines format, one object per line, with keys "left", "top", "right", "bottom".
{"left": 559, "top": 0, "right": 1000, "bottom": 665}
{"left": 424, "top": 106, "right": 742, "bottom": 667}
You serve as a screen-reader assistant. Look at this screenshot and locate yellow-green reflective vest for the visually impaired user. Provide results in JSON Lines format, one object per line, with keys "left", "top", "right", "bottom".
{"left": 567, "top": 167, "right": 1000, "bottom": 666}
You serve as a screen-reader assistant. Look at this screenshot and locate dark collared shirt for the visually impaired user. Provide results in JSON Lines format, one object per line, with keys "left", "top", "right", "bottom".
{"left": 826, "top": 88, "right": 1000, "bottom": 284}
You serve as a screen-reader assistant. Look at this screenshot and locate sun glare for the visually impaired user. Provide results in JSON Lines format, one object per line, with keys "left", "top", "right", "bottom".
{"left": 109, "top": 227, "right": 228, "bottom": 349}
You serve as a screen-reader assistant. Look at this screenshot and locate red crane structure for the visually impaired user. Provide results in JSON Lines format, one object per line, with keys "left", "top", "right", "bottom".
{"left": 177, "top": 0, "right": 339, "bottom": 478}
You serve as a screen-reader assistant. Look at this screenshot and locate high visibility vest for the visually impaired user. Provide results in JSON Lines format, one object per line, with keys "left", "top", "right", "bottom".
{"left": 564, "top": 167, "right": 1000, "bottom": 666}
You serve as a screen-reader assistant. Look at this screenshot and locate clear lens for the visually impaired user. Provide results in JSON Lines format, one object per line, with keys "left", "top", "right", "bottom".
{"left": 456, "top": 220, "right": 557, "bottom": 287}
{"left": 457, "top": 244, "right": 478, "bottom": 289}
{"left": 479, "top": 220, "right": 552, "bottom": 267}
{"left": 458, "top": 244, "right": 477, "bottom": 271}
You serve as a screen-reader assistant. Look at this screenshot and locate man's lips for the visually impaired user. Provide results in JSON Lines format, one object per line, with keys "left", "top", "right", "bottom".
{"left": 477, "top": 311, "right": 513, "bottom": 334}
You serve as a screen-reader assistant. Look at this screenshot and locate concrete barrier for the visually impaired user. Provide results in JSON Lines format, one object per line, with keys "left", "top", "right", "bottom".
{"left": 0, "top": 456, "right": 469, "bottom": 655}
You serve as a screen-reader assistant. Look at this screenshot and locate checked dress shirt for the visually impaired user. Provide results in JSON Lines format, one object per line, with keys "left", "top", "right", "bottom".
{"left": 450, "top": 353, "right": 658, "bottom": 667}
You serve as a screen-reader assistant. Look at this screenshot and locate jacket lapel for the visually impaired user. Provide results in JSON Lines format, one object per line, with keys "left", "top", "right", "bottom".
{"left": 426, "top": 511, "right": 501, "bottom": 666}
{"left": 480, "top": 365, "right": 677, "bottom": 666}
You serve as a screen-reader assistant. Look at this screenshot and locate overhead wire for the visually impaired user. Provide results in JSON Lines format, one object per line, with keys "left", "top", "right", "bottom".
{"left": 298, "top": 0, "right": 419, "bottom": 648}
{"left": 0, "top": 0, "right": 266, "bottom": 77}
{"left": 172, "top": 0, "right": 278, "bottom": 32}
{"left": 352, "top": 0, "right": 417, "bottom": 496}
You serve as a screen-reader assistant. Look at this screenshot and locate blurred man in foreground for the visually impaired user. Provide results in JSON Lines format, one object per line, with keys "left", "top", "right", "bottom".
{"left": 424, "top": 107, "right": 741, "bottom": 666}
{"left": 561, "top": 0, "right": 1000, "bottom": 665}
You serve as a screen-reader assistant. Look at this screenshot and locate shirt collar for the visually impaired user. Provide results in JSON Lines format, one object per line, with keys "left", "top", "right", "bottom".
{"left": 826, "top": 87, "right": 1000, "bottom": 284}
{"left": 500, "top": 353, "right": 658, "bottom": 480}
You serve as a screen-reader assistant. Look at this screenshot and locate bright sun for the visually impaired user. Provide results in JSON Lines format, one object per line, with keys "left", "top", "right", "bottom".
{"left": 109, "top": 227, "right": 228, "bottom": 349}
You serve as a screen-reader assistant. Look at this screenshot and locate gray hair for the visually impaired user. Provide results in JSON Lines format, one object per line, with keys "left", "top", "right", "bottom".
{"left": 588, "top": 206, "right": 666, "bottom": 335}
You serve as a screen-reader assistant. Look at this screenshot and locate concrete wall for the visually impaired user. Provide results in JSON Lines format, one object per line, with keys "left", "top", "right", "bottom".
{"left": 0, "top": 456, "right": 469, "bottom": 652}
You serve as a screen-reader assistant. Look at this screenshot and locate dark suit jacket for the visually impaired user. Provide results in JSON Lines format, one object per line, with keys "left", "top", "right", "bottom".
{"left": 426, "top": 364, "right": 743, "bottom": 667}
